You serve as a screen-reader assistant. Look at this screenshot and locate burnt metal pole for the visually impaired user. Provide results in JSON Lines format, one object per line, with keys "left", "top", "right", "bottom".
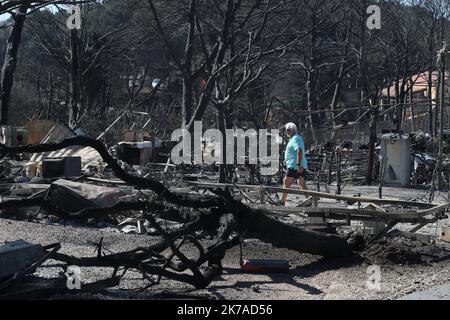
{"left": 337, "top": 152, "right": 342, "bottom": 195}
{"left": 437, "top": 44, "right": 447, "bottom": 190}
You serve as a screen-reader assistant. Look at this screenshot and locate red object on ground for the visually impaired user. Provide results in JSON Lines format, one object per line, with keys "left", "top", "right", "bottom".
{"left": 241, "top": 259, "right": 290, "bottom": 273}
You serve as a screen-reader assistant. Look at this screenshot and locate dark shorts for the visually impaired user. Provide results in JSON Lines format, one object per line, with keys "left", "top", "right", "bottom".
{"left": 286, "top": 168, "right": 307, "bottom": 179}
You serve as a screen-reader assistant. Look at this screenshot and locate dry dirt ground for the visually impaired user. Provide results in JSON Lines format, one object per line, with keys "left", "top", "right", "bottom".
{"left": 0, "top": 220, "right": 448, "bottom": 300}
{"left": 0, "top": 184, "right": 449, "bottom": 300}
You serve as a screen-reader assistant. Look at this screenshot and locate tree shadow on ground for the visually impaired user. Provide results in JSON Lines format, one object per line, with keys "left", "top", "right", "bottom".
{"left": 293, "top": 254, "right": 365, "bottom": 278}
{"left": 210, "top": 267, "right": 324, "bottom": 295}
{"left": 208, "top": 254, "right": 365, "bottom": 296}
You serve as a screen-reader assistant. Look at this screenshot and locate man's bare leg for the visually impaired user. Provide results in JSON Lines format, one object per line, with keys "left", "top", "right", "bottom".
{"left": 297, "top": 177, "right": 312, "bottom": 205}
{"left": 280, "top": 176, "right": 293, "bottom": 205}
{"left": 298, "top": 177, "right": 308, "bottom": 191}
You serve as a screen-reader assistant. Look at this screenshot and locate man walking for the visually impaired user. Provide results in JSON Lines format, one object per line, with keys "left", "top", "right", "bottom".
{"left": 280, "top": 122, "right": 308, "bottom": 206}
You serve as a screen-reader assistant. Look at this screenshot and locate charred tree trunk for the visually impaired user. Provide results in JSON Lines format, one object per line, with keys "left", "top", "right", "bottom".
{"left": 181, "top": 0, "right": 196, "bottom": 127}
{"left": 306, "top": 69, "right": 318, "bottom": 145}
{"left": 46, "top": 73, "right": 53, "bottom": 120}
{"left": 36, "top": 76, "right": 43, "bottom": 117}
{"left": 186, "top": 0, "right": 234, "bottom": 132}
{"left": 409, "top": 79, "right": 415, "bottom": 132}
{"left": 69, "top": 29, "right": 81, "bottom": 129}
{"left": 329, "top": 59, "right": 346, "bottom": 141}
{"left": 428, "top": 69, "right": 434, "bottom": 135}
{"left": 216, "top": 102, "right": 227, "bottom": 183}
{"left": 366, "top": 106, "right": 378, "bottom": 185}
{"left": 182, "top": 77, "right": 193, "bottom": 128}
{"left": 394, "top": 77, "right": 403, "bottom": 131}
{"left": 397, "top": 73, "right": 410, "bottom": 133}
{"left": 0, "top": 3, "right": 29, "bottom": 125}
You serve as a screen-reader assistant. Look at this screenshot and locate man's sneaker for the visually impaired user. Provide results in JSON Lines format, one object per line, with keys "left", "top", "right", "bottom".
{"left": 273, "top": 198, "right": 286, "bottom": 206}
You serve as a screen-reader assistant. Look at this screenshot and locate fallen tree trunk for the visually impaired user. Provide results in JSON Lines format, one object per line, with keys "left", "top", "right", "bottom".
{"left": 215, "top": 189, "right": 352, "bottom": 258}
{"left": 243, "top": 209, "right": 352, "bottom": 257}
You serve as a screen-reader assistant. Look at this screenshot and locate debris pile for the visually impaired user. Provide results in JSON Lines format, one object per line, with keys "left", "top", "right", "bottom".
{"left": 363, "top": 233, "right": 450, "bottom": 265}
{"left": 308, "top": 144, "right": 378, "bottom": 187}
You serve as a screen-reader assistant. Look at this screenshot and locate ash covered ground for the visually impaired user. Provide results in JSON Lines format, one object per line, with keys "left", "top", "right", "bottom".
{"left": 1, "top": 184, "right": 449, "bottom": 300}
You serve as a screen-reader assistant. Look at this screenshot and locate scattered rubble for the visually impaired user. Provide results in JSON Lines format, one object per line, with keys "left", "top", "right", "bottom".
{"left": 0, "top": 123, "right": 448, "bottom": 299}
{"left": 363, "top": 234, "right": 450, "bottom": 266}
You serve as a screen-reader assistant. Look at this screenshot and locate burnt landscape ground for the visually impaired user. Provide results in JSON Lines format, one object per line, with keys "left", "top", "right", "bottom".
{"left": 1, "top": 184, "right": 449, "bottom": 300}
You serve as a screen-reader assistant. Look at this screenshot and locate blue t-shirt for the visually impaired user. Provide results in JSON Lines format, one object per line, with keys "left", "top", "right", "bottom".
{"left": 285, "top": 133, "right": 307, "bottom": 170}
